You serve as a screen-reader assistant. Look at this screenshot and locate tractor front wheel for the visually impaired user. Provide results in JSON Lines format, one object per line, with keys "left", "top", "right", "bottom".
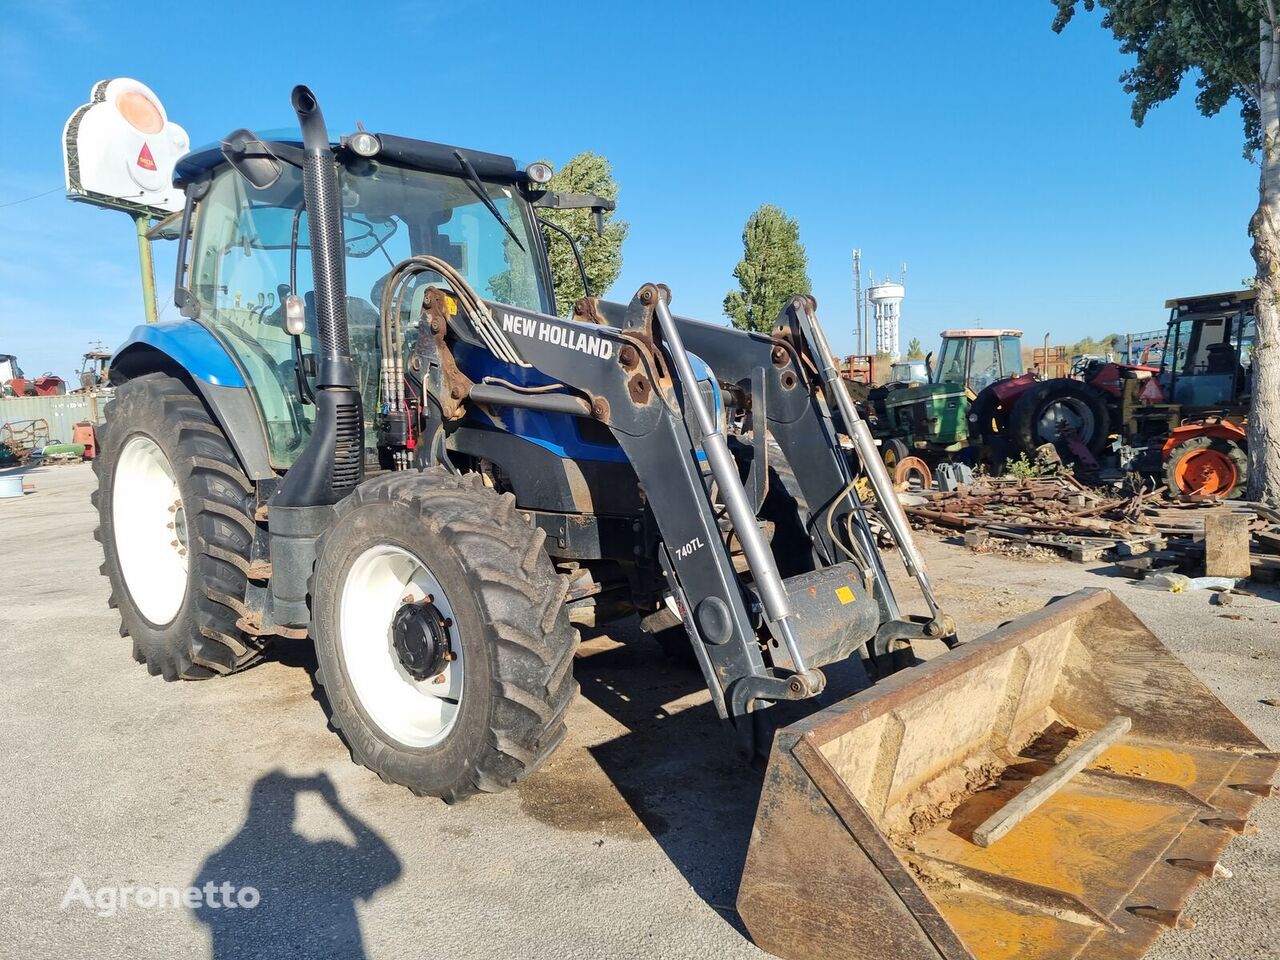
{"left": 309, "top": 469, "right": 579, "bottom": 801}
{"left": 1165, "top": 435, "right": 1248, "bottom": 499}
{"left": 880, "top": 437, "right": 910, "bottom": 472}
{"left": 93, "top": 373, "right": 262, "bottom": 679}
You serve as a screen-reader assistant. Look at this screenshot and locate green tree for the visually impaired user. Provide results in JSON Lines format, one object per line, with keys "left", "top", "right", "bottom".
{"left": 723, "top": 204, "right": 812, "bottom": 333}
{"left": 906, "top": 337, "right": 924, "bottom": 359}
{"left": 540, "top": 153, "right": 628, "bottom": 317}
{"left": 1052, "top": 0, "right": 1279, "bottom": 503}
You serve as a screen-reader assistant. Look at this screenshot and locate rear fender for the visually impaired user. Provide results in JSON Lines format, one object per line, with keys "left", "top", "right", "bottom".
{"left": 110, "top": 321, "right": 274, "bottom": 480}
{"left": 1160, "top": 418, "right": 1247, "bottom": 460}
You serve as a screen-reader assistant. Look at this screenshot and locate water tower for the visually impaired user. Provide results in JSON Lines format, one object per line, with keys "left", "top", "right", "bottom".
{"left": 867, "top": 279, "right": 905, "bottom": 358}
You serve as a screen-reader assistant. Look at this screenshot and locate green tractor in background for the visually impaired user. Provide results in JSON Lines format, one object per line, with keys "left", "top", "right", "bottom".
{"left": 870, "top": 329, "right": 1024, "bottom": 478}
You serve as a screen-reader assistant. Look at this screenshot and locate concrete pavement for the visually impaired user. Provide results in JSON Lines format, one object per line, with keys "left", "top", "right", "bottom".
{"left": 1, "top": 461, "right": 1277, "bottom": 959}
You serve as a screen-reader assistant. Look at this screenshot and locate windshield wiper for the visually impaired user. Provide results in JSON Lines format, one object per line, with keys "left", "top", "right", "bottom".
{"left": 453, "top": 150, "right": 525, "bottom": 252}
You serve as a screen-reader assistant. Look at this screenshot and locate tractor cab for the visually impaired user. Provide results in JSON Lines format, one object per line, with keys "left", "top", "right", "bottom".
{"left": 933, "top": 328, "right": 1024, "bottom": 392}
{"left": 1160, "top": 289, "right": 1255, "bottom": 410}
{"left": 887, "top": 358, "right": 928, "bottom": 384}
{"left": 167, "top": 131, "right": 612, "bottom": 472}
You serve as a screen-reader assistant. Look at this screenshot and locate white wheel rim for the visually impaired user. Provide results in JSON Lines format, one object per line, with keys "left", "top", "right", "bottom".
{"left": 1037, "top": 398, "right": 1093, "bottom": 444}
{"left": 112, "top": 435, "right": 189, "bottom": 626}
{"left": 339, "top": 545, "right": 464, "bottom": 748}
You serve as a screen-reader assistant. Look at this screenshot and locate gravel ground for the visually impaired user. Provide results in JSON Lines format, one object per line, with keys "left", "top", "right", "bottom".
{"left": 1, "top": 461, "right": 1277, "bottom": 960}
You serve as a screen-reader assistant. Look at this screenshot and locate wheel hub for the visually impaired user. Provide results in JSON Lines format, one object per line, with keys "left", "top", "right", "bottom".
{"left": 391, "top": 597, "right": 453, "bottom": 681}
{"left": 1179, "top": 449, "right": 1238, "bottom": 497}
{"left": 1038, "top": 398, "right": 1092, "bottom": 444}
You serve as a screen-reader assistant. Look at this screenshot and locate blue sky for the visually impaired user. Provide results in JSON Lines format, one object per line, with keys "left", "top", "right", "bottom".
{"left": 0, "top": 0, "right": 1260, "bottom": 380}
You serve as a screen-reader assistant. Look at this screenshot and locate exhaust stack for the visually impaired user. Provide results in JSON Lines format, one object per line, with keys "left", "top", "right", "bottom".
{"left": 273, "top": 85, "right": 363, "bottom": 507}
{"left": 268, "top": 85, "right": 363, "bottom": 626}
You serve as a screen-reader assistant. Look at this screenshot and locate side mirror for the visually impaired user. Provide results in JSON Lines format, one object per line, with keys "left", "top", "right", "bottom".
{"left": 221, "top": 128, "right": 282, "bottom": 190}
{"left": 531, "top": 190, "right": 615, "bottom": 237}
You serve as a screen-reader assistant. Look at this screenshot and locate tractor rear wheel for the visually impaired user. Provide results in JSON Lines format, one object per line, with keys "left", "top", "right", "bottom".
{"left": 309, "top": 469, "right": 579, "bottom": 801}
{"left": 1165, "top": 435, "right": 1248, "bottom": 499}
{"left": 93, "top": 373, "right": 262, "bottom": 680}
{"left": 1008, "top": 379, "right": 1110, "bottom": 459}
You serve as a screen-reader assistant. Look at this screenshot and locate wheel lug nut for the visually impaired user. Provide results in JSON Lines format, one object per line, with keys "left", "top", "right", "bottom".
{"left": 431, "top": 674, "right": 446, "bottom": 684}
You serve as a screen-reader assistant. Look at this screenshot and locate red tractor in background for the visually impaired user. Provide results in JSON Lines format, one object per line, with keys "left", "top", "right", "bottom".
{"left": 970, "top": 289, "right": 1254, "bottom": 497}
{"left": 0, "top": 353, "right": 66, "bottom": 397}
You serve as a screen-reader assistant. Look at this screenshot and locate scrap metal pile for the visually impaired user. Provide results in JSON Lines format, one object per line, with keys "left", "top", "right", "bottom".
{"left": 901, "top": 472, "right": 1280, "bottom": 580}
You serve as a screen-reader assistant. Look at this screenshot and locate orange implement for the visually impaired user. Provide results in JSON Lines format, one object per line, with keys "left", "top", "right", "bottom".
{"left": 738, "top": 589, "right": 1275, "bottom": 960}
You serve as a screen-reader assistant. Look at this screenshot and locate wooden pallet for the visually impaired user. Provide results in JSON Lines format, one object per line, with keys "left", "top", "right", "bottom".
{"left": 964, "top": 527, "right": 1166, "bottom": 563}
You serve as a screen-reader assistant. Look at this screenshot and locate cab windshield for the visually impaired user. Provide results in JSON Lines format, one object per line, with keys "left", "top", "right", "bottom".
{"left": 188, "top": 158, "right": 552, "bottom": 466}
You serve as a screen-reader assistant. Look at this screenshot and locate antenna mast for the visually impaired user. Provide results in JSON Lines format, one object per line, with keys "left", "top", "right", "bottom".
{"left": 852, "top": 249, "right": 862, "bottom": 354}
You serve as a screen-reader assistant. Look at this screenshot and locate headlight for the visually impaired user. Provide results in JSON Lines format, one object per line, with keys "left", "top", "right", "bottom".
{"left": 347, "top": 131, "right": 381, "bottom": 158}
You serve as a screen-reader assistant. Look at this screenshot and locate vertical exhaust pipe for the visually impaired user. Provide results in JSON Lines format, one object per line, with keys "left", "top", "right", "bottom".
{"left": 273, "top": 84, "right": 363, "bottom": 508}
{"left": 291, "top": 85, "right": 353, "bottom": 389}
{"left": 268, "top": 85, "right": 363, "bottom": 627}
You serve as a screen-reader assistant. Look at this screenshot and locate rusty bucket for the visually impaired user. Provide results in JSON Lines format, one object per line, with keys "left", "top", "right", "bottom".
{"left": 738, "top": 589, "right": 1276, "bottom": 960}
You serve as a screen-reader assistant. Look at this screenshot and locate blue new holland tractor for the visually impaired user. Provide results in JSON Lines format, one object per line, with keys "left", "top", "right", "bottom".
{"left": 93, "top": 86, "right": 955, "bottom": 800}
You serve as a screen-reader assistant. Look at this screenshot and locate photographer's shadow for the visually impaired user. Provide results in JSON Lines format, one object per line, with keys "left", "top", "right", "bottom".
{"left": 191, "top": 770, "right": 400, "bottom": 960}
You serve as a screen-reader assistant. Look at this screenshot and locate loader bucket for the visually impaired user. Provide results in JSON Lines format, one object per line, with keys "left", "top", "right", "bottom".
{"left": 738, "top": 588, "right": 1276, "bottom": 960}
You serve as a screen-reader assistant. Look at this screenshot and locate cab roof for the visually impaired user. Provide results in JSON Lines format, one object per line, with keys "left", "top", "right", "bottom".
{"left": 940, "top": 329, "right": 1022, "bottom": 338}
{"left": 174, "top": 129, "right": 523, "bottom": 187}
{"left": 1163, "top": 289, "right": 1256, "bottom": 312}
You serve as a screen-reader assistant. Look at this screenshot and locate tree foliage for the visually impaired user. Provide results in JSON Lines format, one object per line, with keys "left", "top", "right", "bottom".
{"left": 1052, "top": 1, "right": 1264, "bottom": 155}
{"left": 526, "top": 152, "right": 629, "bottom": 316}
{"left": 1068, "top": 332, "right": 1125, "bottom": 355}
{"left": 1054, "top": 1, "right": 1280, "bottom": 504}
{"left": 906, "top": 337, "right": 924, "bottom": 358}
{"left": 723, "top": 204, "right": 812, "bottom": 333}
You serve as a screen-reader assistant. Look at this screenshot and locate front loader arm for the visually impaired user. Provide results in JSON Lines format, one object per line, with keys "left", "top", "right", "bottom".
{"left": 477, "top": 285, "right": 817, "bottom": 719}
{"left": 671, "top": 305, "right": 900, "bottom": 623}
{"left": 461, "top": 283, "right": 951, "bottom": 734}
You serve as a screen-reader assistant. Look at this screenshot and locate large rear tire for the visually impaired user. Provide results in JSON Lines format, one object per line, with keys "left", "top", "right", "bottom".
{"left": 1008, "top": 379, "right": 1110, "bottom": 459}
{"left": 93, "top": 373, "right": 263, "bottom": 680}
{"left": 309, "top": 469, "right": 579, "bottom": 801}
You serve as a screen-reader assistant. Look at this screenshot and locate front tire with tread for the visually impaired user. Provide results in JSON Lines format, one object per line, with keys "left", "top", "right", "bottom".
{"left": 93, "top": 373, "right": 262, "bottom": 680}
{"left": 310, "top": 469, "right": 579, "bottom": 802}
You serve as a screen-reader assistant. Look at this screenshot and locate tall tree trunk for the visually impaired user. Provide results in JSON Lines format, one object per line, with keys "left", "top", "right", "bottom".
{"left": 1249, "top": 15, "right": 1280, "bottom": 506}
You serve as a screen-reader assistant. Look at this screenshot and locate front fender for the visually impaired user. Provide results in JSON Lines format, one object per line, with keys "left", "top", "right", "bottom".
{"left": 114, "top": 321, "right": 246, "bottom": 387}
{"left": 111, "top": 321, "right": 274, "bottom": 479}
